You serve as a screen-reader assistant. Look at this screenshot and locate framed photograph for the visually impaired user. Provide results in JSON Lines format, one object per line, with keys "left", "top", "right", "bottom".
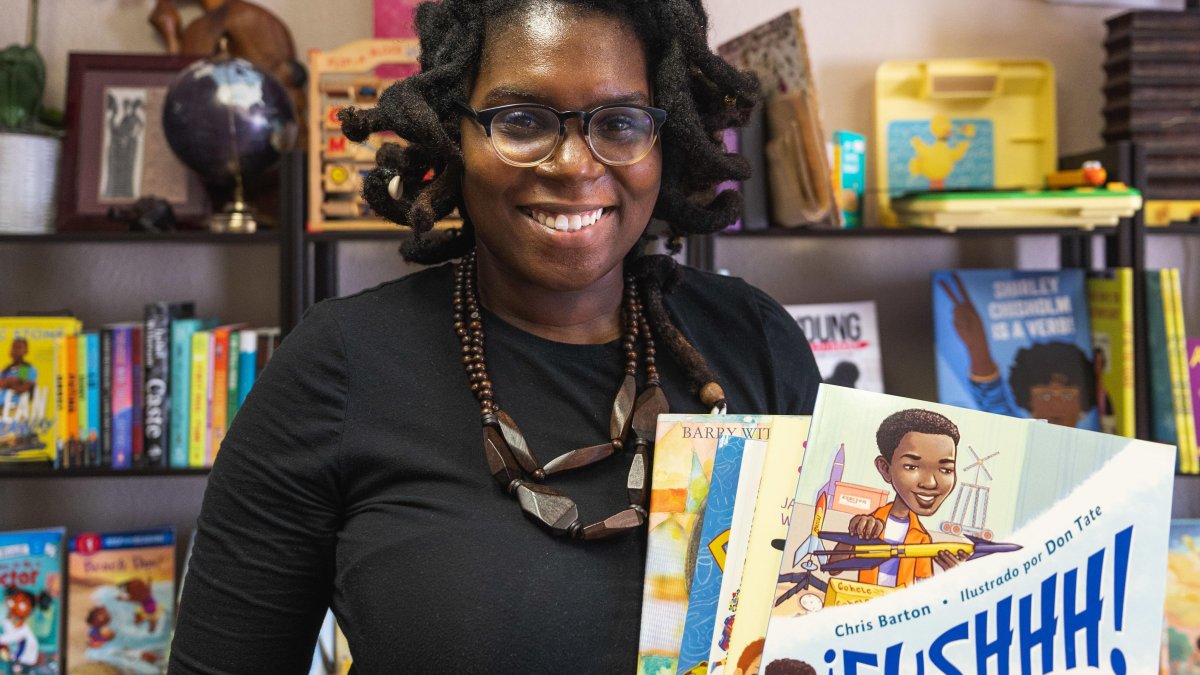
{"left": 58, "top": 53, "right": 210, "bottom": 231}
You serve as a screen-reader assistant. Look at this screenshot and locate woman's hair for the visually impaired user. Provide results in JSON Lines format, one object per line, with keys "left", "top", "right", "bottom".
{"left": 338, "top": 0, "right": 760, "bottom": 263}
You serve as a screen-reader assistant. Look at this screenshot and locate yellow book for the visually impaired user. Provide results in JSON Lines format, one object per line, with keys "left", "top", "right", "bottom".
{"left": 189, "top": 331, "right": 211, "bottom": 467}
{"left": 1169, "top": 269, "right": 1197, "bottom": 474}
{"left": 56, "top": 335, "right": 68, "bottom": 468}
{"left": 0, "top": 317, "right": 82, "bottom": 466}
{"left": 1162, "top": 270, "right": 1193, "bottom": 473}
{"left": 1087, "top": 270, "right": 1136, "bottom": 437}
{"left": 722, "top": 417, "right": 810, "bottom": 675}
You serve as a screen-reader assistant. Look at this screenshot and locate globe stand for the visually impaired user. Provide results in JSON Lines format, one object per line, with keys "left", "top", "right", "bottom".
{"left": 207, "top": 192, "right": 258, "bottom": 234}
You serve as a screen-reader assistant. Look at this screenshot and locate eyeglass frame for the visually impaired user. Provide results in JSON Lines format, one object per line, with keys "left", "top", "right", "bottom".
{"left": 455, "top": 101, "right": 668, "bottom": 168}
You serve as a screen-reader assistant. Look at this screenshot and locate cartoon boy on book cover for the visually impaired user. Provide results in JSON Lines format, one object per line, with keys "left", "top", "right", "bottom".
{"left": 829, "top": 408, "right": 969, "bottom": 587}
{"left": 0, "top": 338, "right": 43, "bottom": 453}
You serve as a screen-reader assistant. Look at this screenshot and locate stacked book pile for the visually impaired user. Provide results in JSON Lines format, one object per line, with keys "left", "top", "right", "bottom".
{"left": 1104, "top": 9, "right": 1200, "bottom": 225}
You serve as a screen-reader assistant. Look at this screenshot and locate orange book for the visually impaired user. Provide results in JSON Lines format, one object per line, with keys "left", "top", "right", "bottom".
{"left": 209, "top": 324, "right": 247, "bottom": 462}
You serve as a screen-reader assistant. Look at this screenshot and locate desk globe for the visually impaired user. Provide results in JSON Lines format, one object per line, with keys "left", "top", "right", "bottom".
{"left": 162, "top": 49, "right": 297, "bottom": 232}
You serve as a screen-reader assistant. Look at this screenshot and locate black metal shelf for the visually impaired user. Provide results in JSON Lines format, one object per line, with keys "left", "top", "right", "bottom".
{"left": 1145, "top": 223, "right": 1200, "bottom": 235}
{"left": 0, "top": 466, "right": 211, "bottom": 479}
{"left": 720, "top": 225, "right": 1113, "bottom": 238}
{"left": 0, "top": 230, "right": 280, "bottom": 244}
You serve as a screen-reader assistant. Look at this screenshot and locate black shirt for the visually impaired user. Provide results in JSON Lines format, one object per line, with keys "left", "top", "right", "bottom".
{"left": 169, "top": 263, "right": 820, "bottom": 674}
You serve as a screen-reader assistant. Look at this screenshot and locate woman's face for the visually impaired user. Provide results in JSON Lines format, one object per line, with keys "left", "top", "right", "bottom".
{"left": 461, "top": 6, "right": 662, "bottom": 294}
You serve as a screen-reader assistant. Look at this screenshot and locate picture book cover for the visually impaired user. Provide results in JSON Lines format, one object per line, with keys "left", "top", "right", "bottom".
{"left": 637, "top": 415, "right": 799, "bottom": 675}
{"left": 720, "top": 416, "right": 810, "bottom": 675}
{"left": 0, "top": 317, "right": 82, "bottom": 466}
{"left": 886, "top": 116, "right": 994, "bottom": 197}
{"left": 933, "top": 269, "right": 1099, "bottom": 431}
{"left": 785, "top": 302, "right": 884, "bottom": 392}
{"left": 1087, "top": 270, "right": 1135, "bottom": 437}
{"left": 762, "top": 385, "right": 1174, "bottom": 673}
{"left": 676, "top": 433, "right": 768, "bottom": 675}
{"left": 1164, "top": 519, "right": 1200, "bottom": 674}
{"left": 67, "top": 527, "right": 175, "bottom": 674}
{"left": 0, "top": 527, "right": 65, "bottom": 675}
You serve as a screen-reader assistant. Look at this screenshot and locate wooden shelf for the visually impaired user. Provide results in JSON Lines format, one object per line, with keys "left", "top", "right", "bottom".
{"left": 0, "top": 467, "right": 211, "bottom": 479}
{"left": 0, "top": 230, "right": 280, "bottom": 244}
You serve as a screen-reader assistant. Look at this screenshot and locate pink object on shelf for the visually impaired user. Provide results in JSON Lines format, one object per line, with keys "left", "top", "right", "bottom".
{"left": 374, "top": 0, "right": 421, "bottom": 79}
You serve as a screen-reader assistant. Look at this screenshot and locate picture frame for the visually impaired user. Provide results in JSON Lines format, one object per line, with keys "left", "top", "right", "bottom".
{"left": 58, "top": 53, "right": 210, "bottom": 231}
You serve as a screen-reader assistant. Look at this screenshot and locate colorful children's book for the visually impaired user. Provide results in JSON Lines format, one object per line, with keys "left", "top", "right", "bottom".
{"left": 84, "top": 331, "right": 100, "bottom": 467}
{"left": 785, "top": 301, "right": 884, "bottom": 392}
{"left": 1164, "top": 519, "right": 1200, "bottom": 674}
{"left": 143, "top": 301, "right": 195, "bottom": 469}
{"left": 1189, "top": 339, "right": 1200, "bottom": 472}
{"left": 676, "top": 434, "right": 768, "bottom": 675}
{"left": 636, "top": 415, "right": 803, "bottom": 675}
{"left": 168, "top": 318, "right": 215, "bottom": 469}
{"left": 0, "top": 527, "right": 66, "bottom": 674}
{"left": 762, "top": 385, "right": 1175, "bottom": 672}
{"left": 720, "top": 416, "right": 810, "bottom": 675}
{"left": 1166, "top": 269, "right": 1197, "bottom": 475}
{"left": 1147, "top": 271, "right": 1178, "bottom": 453}
{"left": 68, "top": 527, "right": 175, "bottom": 674}
{"left": 933, "top": 269, "right": 1099, "bottom": 430}
{"left": 0, "top": 317, "right": 82, "bottom": 466}
{"left": 1087, "top": 269, "right": 1136, "bottom": 437}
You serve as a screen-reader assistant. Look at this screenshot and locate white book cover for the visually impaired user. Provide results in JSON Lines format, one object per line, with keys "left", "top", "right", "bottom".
{"left": 785, "top": 301, "right": 884, "bottom": 392}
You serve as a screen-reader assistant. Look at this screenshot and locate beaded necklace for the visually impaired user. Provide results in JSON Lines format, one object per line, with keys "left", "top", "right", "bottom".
{"left": 453, "top": 250, "right": 687, "bottom": 539}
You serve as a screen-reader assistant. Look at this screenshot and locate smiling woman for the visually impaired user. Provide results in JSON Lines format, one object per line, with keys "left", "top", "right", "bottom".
{"left": 168, "top": 1, "right": 822, "bottom": 673}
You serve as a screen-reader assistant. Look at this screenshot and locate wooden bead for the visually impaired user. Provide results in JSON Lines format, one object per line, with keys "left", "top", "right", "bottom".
{"left": 543, "top": 442, "right": 614, "bottom": 476}
{"left": 580, "top": 507, "right": 645, "bottom": 540}
{"left": 515, "top": 483, "right": 580, "bottom": 536}
{"left": 699, "top": 382, "right": 726, "bottom": 408}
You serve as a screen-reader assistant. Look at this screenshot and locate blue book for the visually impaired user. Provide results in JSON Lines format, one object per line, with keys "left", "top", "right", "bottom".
{"left": 0, "top": 527, "right": 66, "bottom": 671}
{"left": 237, "top": 328, "right": 258, "bottom": 408}
{"left": 676, "top": 434, "right": 767, "bottom": 674}
{"left": 85, "top": 332, "right": 100, "bottom": 467}
{"left": 109, "top": 325, "right": 134, "bottom": 469}
{"left": 932, "top": 269, "right": 1099, "bottom": 431}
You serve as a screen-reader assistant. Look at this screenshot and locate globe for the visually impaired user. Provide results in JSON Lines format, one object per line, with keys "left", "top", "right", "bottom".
{"left": 162, "top": 53, "right": 297, "bottom": 231}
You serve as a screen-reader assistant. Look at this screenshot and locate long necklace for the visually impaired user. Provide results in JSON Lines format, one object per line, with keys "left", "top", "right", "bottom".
{"left": 453, "top": 250, "right": 676, "bottom": 540}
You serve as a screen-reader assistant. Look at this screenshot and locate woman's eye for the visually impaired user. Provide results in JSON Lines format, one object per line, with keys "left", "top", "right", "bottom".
{"left": 496, "top": 112, "right": 549, "bottom": 134}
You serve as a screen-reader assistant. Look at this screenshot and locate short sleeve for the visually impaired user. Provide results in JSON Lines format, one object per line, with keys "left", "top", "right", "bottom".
{"left": 169, "top": 301, "right": 347, "bottom": 674}
{"left": 753, "top": 289, "right": 822, "bottom": 414}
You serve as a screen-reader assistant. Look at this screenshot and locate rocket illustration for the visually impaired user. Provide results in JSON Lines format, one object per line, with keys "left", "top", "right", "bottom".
{"left": 791, "top": 444, "right": 845, "bottom": 567}
{"left": 816, "top": 443, "right": 845, "bottom": 505}
{"left": 811, "top": 532, "right": 1021, "bottom": 573}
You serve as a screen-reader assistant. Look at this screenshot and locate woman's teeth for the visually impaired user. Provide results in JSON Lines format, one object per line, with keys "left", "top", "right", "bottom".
{"left": 529, "top": 208, "right": 605, "bottom": 232}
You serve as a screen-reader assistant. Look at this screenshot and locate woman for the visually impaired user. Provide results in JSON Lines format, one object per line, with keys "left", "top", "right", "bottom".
{"left": 169, "top": 0, "right": 821, "bottom": 672}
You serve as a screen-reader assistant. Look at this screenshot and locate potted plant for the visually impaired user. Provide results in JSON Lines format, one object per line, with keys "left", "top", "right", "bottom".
{"left": 0, "top": 0, "right": 63, "bottom": 234}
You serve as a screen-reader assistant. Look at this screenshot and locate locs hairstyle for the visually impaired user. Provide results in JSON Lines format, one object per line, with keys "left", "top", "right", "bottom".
{"left": 338, "top": 0, "right": 761, "bottom": 397}
{"left": 338, "top": 0, "right": 760, "bottom": 264}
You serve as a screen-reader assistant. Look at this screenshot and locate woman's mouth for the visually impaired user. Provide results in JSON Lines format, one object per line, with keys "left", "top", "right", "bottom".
{"left": 520, "top": 207, "right": 609, "bottom": 232}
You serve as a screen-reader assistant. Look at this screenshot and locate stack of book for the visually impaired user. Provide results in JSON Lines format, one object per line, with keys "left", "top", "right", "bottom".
{"left": 1103, "top": 9, "right": 1200, "bottom": 226}
{"left": 0, "top": 304, "right": 281, "bottom": 471}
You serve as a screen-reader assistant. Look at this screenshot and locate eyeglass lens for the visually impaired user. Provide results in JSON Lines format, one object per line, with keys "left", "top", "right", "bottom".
{"left": 489, "top": 106, "right": 657, "bottom": 166}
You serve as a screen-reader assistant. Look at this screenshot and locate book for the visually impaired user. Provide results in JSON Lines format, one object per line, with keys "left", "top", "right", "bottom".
{"left": 761, "top": 384, "right": 1175, "bottom": 672}
{"left": 0, "top": 527, "right": 66, "bottom": 673}
{"left": 0, "top": 317, "right": 82, "bottom": 467}
{"left": 1087, "top": 270, "right": 1136, "bottom": 437}
{"left": 1147, "top": 271, "right": 1177, "bottom": 450}
{"left": 785, "top": 301, "right": 884, "bottom": 392}
{"left": 636, "top": 415, "right": 804, "bottom": 675}
{"left": 107, "top": 324, "right": 139, "bottom": 470}
{"left": 1167, "top": 269, "right": 1197, "bottom": 475}
{"left": 676, "top": 433, "right": 768, "bottom": 674}
{"left": 209, "top": 324, "right": 247, "bottom": 462}
{"left": 143, "top": 301, "right": 196, "bottom": 469}
{"left": 76, "top": 334, "right": 90, "bottom": 467}
{"left": 130, "top": 325, "right": 144, "bottom": 469}
{"left": 1189, "top": 339, "right": 1200, "bottom": 473}
{"left": 188, "top": 331, "right": 212, "bottom": 467}
{"left": 67, "top": 527, "right": 175, "bottom": 673}
{"left": 933, "top": 269, "right": 1099, "bottom": 430}
{"left": 84, "top": 332, "right": 100, "bottom": 467}
{"left": 168, "top": 318, "right": 215, "bottom": 469}
{"left": 1164, "top": 519, "right": 1200, "bottom": 674}
{"left": 100, "top": 328, "right": 113, "bottom": 468}
{"left": 236, "top": 328, "right": 258, "bottom": 408}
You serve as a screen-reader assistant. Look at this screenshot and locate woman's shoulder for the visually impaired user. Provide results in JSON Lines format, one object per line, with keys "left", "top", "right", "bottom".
{"left": 669, "top": 264, "right": 784, "bottom": 322}
{"left": 319, "top": 264, "right": 453, "bottom": 322}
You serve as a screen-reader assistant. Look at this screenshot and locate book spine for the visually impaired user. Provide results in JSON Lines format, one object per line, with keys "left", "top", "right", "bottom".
{"left": 54, "top": 336, "right": 66, "bottom": 469}
{"left": 100, "top": 329, "right": 113, "bottom": 468}
{"left": 130, "top": 325, "right": 144, "bottom": 468}
{"left": 1145, "top": 271, "right": 1176, "bottom": 448}
{"left": 1117, "top": 270, "right": 1136, "bottom": 438}
{"left": 75, "top": 334, "right": 88, "bottom": 468}
{"left": 1169, "top": 269, "right": 1197, "bottom": 474}
{"left": 85, "top": 332, "right": 100, "bottom": 467}
{"left": 144, "top": 304, "right": 171, "bottom": 468}
{"left": 1163, "top": 270, "right": 1188, "bottom": 471}
{"left": 169, "top": 321, "right": 196, "bottom": 469}
{"left": 237, "top": 328, "right": 258, "bottom": 407}
{"left": 211, "top": 329, "right": 230, "bottom": 460}
{"left": 111, "top": 327, "right": 133, "bottom": 470}
{"left": 188, "top": 332, "right": 210, "bottom": 467}
{"left": 65, "top": 334, "right": 79, "bottom": 469}
{"left": 227, "top": 330, "right": 240, "bottom": 424}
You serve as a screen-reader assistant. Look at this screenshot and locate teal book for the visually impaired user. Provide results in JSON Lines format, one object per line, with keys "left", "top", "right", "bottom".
{"left": 236, "top": 328, "right": 258, "bottom": 408}
{"left": 84, "top": 331, "right": 100, "bottom": 467}
{"left": 676, "top": 433, "right": 767, "bottom": 674}
{"left": 0, "top": 527, "right": 66, "bottom": 673}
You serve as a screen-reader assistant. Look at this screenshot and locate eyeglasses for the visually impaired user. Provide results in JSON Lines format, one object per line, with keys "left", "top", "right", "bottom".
{"left": 456, "top": 101, "right": 667, "bottom": 167}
